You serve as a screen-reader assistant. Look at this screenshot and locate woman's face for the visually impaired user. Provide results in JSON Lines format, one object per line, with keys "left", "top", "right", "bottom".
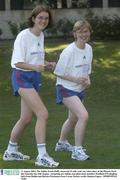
{"left": 74, "top": 26, "right": 91, "bottom": 43}
{"left": 32, "top": 11, "right": 49, "bottom": 31}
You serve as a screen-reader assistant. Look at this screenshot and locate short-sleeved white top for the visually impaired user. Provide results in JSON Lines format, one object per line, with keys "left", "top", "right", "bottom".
{"left": 54, "top": 42, "right": 93, "bottom": 92}
{"left": 11, "top": 28, "right": 44, "bottom": 71}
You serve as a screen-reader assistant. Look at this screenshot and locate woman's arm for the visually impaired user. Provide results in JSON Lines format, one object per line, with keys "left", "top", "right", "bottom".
{"left": 56, "top": 74, "right": 88, "bottom": 85}
{"left": 15, "top": 62, "right": 45, "bottom": 72}
{"left": 45, "top": 61, "right": 56, "bottom": 71}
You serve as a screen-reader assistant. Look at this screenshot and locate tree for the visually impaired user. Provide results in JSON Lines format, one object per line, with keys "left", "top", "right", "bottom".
{"left": 29, "top": 0, "right": 57, "bottom": 8}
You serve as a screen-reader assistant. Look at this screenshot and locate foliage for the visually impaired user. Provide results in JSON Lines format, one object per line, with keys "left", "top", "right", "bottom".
{"left": 30, "top": 0, "right": 49, "bottom": 5}
{"left": 7, "top": 21, "right": 19, "bottom": 37}
{"left": 7, "top": 13, "right": 120, "bottom": 40}
{"left": 46, "top": 18, "right": 73, "bottom": 38}
{"left": 19, "top": 22, "right": 28, "bottom": 31}
{"left": 7, "top": 21, "right": 27, "bottom": 38}
{"left": 56, "top": 18, "right": 73, "bottom": 38}
{"left": 0, "top": 28, "right": 3, "bottom": 36}
{"left": 45, "top": 25, "right": 58, "bottom": 37}
{"left": 46, "top": 15, "right": 120, "bottom": 40}
{"left": 88, "top": 15, "right": 120, "bottom": 40}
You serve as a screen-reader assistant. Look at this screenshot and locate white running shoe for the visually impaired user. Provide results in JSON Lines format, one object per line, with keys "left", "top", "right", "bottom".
{"left": 55, "top": 141, "right": 74, "bottom": 152}
{"left": 71, "top": 146, "right": 89, "bottom": 161}
{"left": 35, "top": 153, "right": 59, "bottom": 168}
{"left": 3, "top": 150, "right": 30, "bottom": 161}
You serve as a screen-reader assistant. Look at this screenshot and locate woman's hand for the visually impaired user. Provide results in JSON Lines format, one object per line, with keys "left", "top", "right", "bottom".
{"left": 82, "top": 76, "right": 91, "bottom": 88}
{"left": 45, "top": 62, "right": 56, "bottom": 71}
{"left": 35, "top": 64, "right": 45, "bottom": 72}
{"left": 75, "top": 77, "right": 88, "bottom": 84}
{"left": 75, "top": 76, "right": 91, "bottom": 88}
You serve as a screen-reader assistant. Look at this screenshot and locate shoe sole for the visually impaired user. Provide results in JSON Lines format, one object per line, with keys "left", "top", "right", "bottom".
{"left": 55, "top": 148, "right": 64, "bottom": 152}
{"left": 72, "top": 155, "right": 90, "bottom": 161}
{"left": 3, "top": 156, "right": 30, "bottom": 161}
{"left": 3, "top": 158, "right": 30, "bottom": 161}
{"left": 55, "top": 147, "right": 73, "bottom": 152}
{"left": 35, "top": 161, "right": 59, "bottom": 168}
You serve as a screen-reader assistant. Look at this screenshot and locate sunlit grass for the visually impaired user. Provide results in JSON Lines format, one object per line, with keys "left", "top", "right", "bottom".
{"left": 94, "top": 58, "right": 118, "bottom": 69}
{"left": 43, "top": 71, "right": 55, "bottom": 80}
{"left": 113, "top": 51, "right": 120, "bottom": 57}
{"left": 45, "top": 44, "right": 67, "bottom": 53}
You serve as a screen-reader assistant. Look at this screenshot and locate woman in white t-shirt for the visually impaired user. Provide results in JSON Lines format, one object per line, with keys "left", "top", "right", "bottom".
{"left": 3, "top": 5, "right": 59, "bottom": 168}
{"left": 54, "top": 20, "right": 93, "bottom": 161}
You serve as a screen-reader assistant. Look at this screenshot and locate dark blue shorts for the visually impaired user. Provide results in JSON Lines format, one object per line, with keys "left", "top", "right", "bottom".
{"left": 11, "top": 69, "right": 42, "bottom": 96}
{"left": 56, "top": 85, "right": 85, "bottom": 104}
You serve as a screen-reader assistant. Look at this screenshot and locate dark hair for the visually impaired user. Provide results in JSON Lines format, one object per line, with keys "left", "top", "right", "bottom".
{"left": 28, "top": 5, "right": 52, "bottom": 28}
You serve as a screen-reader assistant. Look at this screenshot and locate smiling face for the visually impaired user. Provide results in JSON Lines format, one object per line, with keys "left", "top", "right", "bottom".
{"left": 32, "top": 11, "right": 49, "bottom": 31}
{"left": 74, "top": 26, "right": 91, "bottom": 43}
{"left": 28, "top": 5, "right": 52, "bottom": 30}
{"left": 73, "top": 20, "right": 92, "bottom": 44}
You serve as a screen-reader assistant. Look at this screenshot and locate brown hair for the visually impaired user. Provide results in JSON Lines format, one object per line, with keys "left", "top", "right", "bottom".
{"left": 28, "top": 5, "right": 52, "bottom": 28}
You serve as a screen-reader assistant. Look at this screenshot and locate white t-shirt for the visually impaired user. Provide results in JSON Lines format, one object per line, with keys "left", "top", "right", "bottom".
{"left": 54, "top": 42, "right": 93, "bottom": 92}
{"left": 11, "top": 28, "right": 44, "bottom": 71}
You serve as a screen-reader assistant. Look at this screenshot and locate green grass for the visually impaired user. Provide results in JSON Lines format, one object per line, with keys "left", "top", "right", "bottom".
{"left": 0, "top": 40, "right": 120, "bottom": 169}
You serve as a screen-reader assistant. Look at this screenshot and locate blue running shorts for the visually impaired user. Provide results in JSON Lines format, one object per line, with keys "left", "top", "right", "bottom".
{"left": 56, "top": 85, "right": 85, "bottom": 104}
{"left": 11, "top": 69, "right": 42, "bottom": 96}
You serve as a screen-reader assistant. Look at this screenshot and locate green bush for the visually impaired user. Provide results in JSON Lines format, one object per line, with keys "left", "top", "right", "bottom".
{"left": 7, "top": 21, "right": 19, "bottom": 38}
{"left": 45, "top": 25, "right": 58, "bottom": 37}
{"left": 45, "top": 18, "right": 73, "bottom": 38}
{"left": 89, "top": 15, "right": 120, "bottom": 40}
{"left": 0, "top": 28, "right": 2, "bottom": 36}
{"left": 56, "top": 18, "right": 73, "bottom": 39}
{"left": 7, "top": 15, "right": 120, "bottom": 40}
{"left": 19, "top": 21, "right": 28, "bottom": 31}
{"left": 46, "top": 15, "right": 120, "bottom": 40}
{"left": 8, "top": 21, "right": 27, "bottom": 38}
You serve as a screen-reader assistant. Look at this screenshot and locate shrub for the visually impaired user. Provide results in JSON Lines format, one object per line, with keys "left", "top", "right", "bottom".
{"left": 0, "top": 28, "right": 3, "bottom": 36}
{"left": 45, "top": 25, "right": 58, "bottom": 37}
{"left": 45, "top": 18, "right": 73, "bottom": 38}
{"left": 19, "top": 21, "right": 28, "bottom": 31}
{"left": 8, "top": 21, "right": 27, "bottom": 38}
{"left": 56, "top": 18, "right": 73, "bottom": 38}
{"left": 7, "top": 21, "right": 19, "bottom": 38}
{"left": 89, "top": 15, "right": 120, "bottom": 40}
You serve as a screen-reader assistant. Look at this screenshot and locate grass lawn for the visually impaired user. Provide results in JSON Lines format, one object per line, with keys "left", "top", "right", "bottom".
{"left": 0, "top": 39, "right": 120, "bottom": 169}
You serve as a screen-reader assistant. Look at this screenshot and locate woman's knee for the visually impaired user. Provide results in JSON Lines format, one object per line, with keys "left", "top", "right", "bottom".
{"left": 68, "top": 115, "right": 77, "bottom": 125}
{"left": 78, "top": 110, "right": 89, "bottom": 122}
{"left": 82, "top": 111, "right": 89, "bottom": 121}
{"left": 37, "top": 108, "right": 48, "bottom": 122}
{"left": 43, "top": 109, "right": 48, "bottom": 121}
{"left": 19, "top": 115, "right": 32, "bottom": 125}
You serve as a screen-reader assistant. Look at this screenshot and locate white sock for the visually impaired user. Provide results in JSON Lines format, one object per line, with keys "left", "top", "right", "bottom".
{"left": 37, "top": 143, "right": 47, "bottom": 158}
{"left": 7, "top": 141, "right": 18, "bottom": 152}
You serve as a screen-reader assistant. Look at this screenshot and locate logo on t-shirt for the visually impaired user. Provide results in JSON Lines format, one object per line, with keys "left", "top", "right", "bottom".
{"left": 0, "top": 169, "right": 3, "bottom": 175}
{"left": 83, "top": 56, "right": 86, "bottom": 60}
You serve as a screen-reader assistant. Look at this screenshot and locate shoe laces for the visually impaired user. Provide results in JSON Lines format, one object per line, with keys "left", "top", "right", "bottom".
{"left": 40, "top": 153, "right": 58, "bottom": 167}
{"left": 11, "top": 146, "right": 28, "bottom": 158}
{"left": 40, "top": 153, "right": 55, "bottom": 163}
{"left": 60, "top": 141, "right": 73, "bottom": 148}
{"left": 75, "top": 146, "right": 87, "bottom": 156}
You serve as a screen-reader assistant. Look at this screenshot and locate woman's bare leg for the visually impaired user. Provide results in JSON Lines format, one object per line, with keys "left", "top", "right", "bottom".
{"left": 10, "top": 98, "right": 33, "bottom": 143}
{"left": 18, "top": 88, "right": 48, "bottom": 144}
{"left": 63, "top": 96, "right": 88, "bottom": 146}
{"left": 59, "top": 110, "right": 77, "bottom": 141}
